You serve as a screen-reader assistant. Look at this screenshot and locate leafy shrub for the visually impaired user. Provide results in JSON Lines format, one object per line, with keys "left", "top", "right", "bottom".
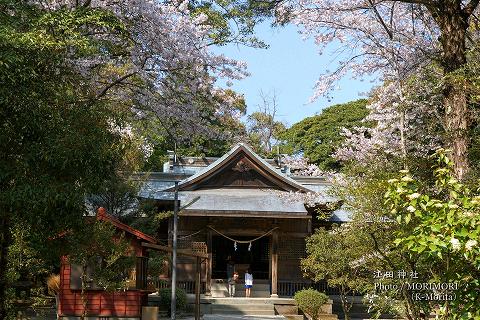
{"left": 148, "top": 251, "right": 167, "bottom": 277}
{"left": 159, "top": 288, "right": 187, "bottom": 314}
{"left": 294, "top": 289, "right": 329, "bottom": 319}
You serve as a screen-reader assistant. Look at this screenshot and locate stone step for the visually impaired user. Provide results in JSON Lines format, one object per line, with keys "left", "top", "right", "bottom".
{"left": 283, "top": 312, "right": 336, "bottom": 320}
{"left": 210, "top": 307, "right": 275, "bottom": 316}
{"left": 203, "top": 315, "right": 285, "bottom": 320}
{"left": 211, "top": 283, "right": 271, "bottom": 298}
{"left": 208, "top": 296, "right": 277, "bottom": 316}
{"left": 212, "top": 304, "right": 274, "bottom": 312}
{"left": 210, "top": 311, "right": 276, "bottom": 316}
{"left": 202, "top": 297, "right": 296, "bottom": 305}
{"left": 284, "top": 315, "right": 304, "bottom": 320}
{"left": 235, "top": 292, "right": 271, "bottom": 298}
{"left": 317, "top": 315, "right": 338, "bottom": 320}
{"left": 211, "top": 285, "right": 271, "bottom": 298}
{"left": 211, "top": 290, "right": 229, "bottom": 298}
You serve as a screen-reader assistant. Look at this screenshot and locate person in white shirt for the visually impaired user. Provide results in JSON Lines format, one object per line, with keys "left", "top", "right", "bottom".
{"left": 244, "top": 268, "right": 253, "bottom": 298}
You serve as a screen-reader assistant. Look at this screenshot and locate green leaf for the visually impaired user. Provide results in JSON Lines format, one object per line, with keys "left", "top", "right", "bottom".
{"left": 405, "top": 213, "right": 411, "bottom": 224}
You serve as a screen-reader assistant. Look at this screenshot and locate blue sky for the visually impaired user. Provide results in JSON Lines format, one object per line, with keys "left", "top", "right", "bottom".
{"left": 214, "top": 21, "right": 377, "bottom": 126}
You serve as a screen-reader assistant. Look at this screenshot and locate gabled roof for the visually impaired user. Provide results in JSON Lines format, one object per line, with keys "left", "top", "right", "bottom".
{"left": 166, "top": 143, "right": 311, "bottom": 192}
{"left": 96, "top": 207, "right": 157, "bottom": 244}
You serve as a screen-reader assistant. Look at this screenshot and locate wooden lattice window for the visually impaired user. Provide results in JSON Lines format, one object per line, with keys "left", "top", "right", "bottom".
{"left": 178, "top": 240, "right": 207, "bottom": 254}
{"left": 192, "top": 242, "right": 207, "bottom": 254}
{"left": 279, "top": 237, "right": 306, "bottom": 260}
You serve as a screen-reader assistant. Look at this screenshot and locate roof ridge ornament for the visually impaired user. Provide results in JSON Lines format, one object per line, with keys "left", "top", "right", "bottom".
{"left": 166, "top": 143, "right": 311, "bottom": 192}
{"left": 232, "top": 159, "right": 251, "bottom": 172}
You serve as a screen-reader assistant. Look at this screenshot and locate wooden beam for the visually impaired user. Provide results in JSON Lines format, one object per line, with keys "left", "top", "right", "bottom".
{"left": 180, "top": 211, "right": 311, "bottom": 219}
{"left": 141, "top": 242, "right": 208, "bottom": 259}
{"left": 135, "top": 256, "right": 148, "bottom": 290}
{"left": 185, "top": 227, "right": 308, "bottom": 238}
{"left": 270, "top": 229, "right": 278, "bottom": 298}
{"left": 205, "top": 229, "right": 212, "bottom": 296}
{"left": 195, "top": 256, "right": 201, "bottom": 320}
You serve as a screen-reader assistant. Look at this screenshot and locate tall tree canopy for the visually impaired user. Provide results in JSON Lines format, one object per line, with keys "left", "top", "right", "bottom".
{"left": 280, "top": 99, "right": 369, "bottom": 170}
{"left": 0, "top": 1, "right": 140, "bottom": 317}
{"left": 273, "top": 0, "right": 480, "bottom": 179}
{"left": 30, "top": 0, "right": 250, "bottom": 150}
{"left": 0, "top": 0, "right": 253, "bottom": 317}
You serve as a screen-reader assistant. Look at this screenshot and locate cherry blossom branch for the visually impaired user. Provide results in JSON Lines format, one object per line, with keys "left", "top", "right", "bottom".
{"left": 368, "top": 0, "right": 393, "bottom": 39}
{"left": 94, "top": 72, "right": 137, "bottom": 101}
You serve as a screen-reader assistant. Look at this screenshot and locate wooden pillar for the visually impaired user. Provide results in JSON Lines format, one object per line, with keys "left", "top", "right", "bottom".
{"left": 270, "top": 229, "right": 278, "bottom": 297}
{"left": 206, "top": 229, "right": 212, "bottom": 296}
{"left": 195, "top": 256, "right": 201, "bottom": 320}
{"left": 136, "top": 256, "right": 148, "bottom": 290}
{"left": 167, "top": 217, "right": 173, "bottom": 278}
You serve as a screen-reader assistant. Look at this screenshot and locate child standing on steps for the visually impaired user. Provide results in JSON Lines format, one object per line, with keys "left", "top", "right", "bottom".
{"left": 244, "top": 269, "right": 253, "bottom": 298}
{"left": 228, "top": 272, "right": 238, "bottom": 297}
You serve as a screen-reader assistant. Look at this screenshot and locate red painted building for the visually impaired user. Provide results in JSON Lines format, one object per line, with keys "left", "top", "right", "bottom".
{"left": 58, "top": 208, "right": 157, "bottom": 319}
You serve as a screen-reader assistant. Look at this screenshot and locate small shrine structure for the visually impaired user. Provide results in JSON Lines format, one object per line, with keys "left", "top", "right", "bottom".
{"left": 57, "top": 208, "right": 157, "bottom": 319}
{"left": 138, "top": 143, "right": 349, "bottom": 297}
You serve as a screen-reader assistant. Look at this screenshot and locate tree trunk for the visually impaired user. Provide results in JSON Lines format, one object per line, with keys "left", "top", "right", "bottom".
{"left": 339, "top": 285, "right": 351, "bottom": 320}
{"left": 0, "top": 214, "right": 11, "bottom": 320}
{"left": 432, "top": 5, "right": 470, "bottom": 179}
{"left": 80, "top": 264, "right": 88, "bottom": 320}
{"left": 444, "top": 79, "right": 469, "bottom": 180}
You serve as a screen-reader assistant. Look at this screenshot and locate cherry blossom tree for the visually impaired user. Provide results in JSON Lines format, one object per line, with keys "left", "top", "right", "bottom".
{"left": 334, "top": 67, "right": 444, "bottom": 167}
{"left": 1, "top": 1, "right": 249, "bottom": 317}
{"left": 275, "top": 0, "right": 480, "bottom": 179}
{"left": 34, "top": 0, "right": 249, "bottom": 143}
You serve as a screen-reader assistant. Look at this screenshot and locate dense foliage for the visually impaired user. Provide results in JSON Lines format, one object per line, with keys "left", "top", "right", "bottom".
{"left": 159, "top": 288, "right": 188, "bottom": 315}
{"left": 0, "top": 0, "right": 252, "bottom": 316}
{"left": 293, "top": 289, "right": 329, "bottom": 320}
{"left": 301, "top": 226, "right": 373, "bottom": 319}
{"left": 0, "top": 1, "right": 137, "bottom": 317}
{"left": 280, "top": 99, "right": 369, "bottom": 170}
{"left": 386, "top": 150, "right": 480, "bottom": 319}
{"left": 274, "top": 0, "right": 480, "bottom": 179}
{"left": 68, "top": 220, "right": 135, "bottom": 320}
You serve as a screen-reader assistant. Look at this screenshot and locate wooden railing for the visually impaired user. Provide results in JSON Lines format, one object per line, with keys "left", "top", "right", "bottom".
{"left": 278, "top": 280, "right": 340, "bottom": 297}
{"left": 149, "top": 279, "right": 339, "bottom": 297}
{"left": 148, "top": 279, "right": 206, "bottom": 294}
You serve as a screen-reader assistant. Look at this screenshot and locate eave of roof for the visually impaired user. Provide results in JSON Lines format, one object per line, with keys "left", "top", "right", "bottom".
{"left": 97, "top": 207, "right": 157, "bottom": 244}
{"left": 178, "top": 188, "right": 308, "bottom": 215}
{"left": 180, "top": 210, "right": 312, "bottom": 219}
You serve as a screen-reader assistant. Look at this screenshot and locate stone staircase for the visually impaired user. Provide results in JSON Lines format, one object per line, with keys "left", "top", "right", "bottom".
{"left": 207, "top": 298, "right": 276, "bottom": 316}
{"left": 202, "top": 297, "right": 299, "bottom": 317}
{"left": 211, "top": 279, "right": 271, "bottom": 298}
{"left": 200, "top": 296, "right": 337, "bottom": 320}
